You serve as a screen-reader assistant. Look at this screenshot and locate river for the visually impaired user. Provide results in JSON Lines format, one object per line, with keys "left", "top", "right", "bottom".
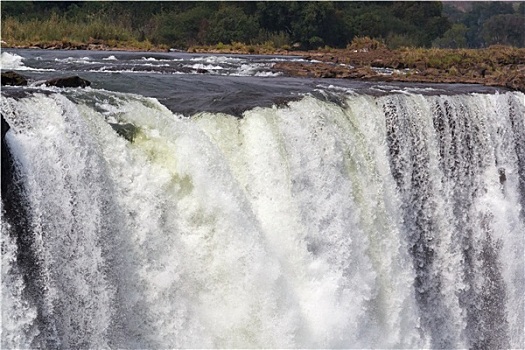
{"left": 1, "top": 49, "right": 524, "bottom": 349}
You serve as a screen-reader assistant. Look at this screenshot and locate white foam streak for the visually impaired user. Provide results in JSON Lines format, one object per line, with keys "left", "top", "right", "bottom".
{"left": 1, "top": 52, "right": 25, "bottom": 70}
{"left": 0, "top": 52, "right": 52, "bottom": 71}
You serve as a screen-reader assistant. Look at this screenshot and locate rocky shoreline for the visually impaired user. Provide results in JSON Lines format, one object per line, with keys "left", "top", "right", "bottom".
{"left": 3, "top": 42, "right": 525, "bottom": 93}
{"left": 162, "top": 44, "right": 525, "bottom": 93}
{"left": 272, "top": 46, "right": 525, "bottom": 93}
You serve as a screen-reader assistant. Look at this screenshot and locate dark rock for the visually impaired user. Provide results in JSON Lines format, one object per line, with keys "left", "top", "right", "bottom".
{"left": 499, "top": 168, "right": 506, "bottom": 185}
{"left": 196, "top": 68, "right": 209, "bottom": 74}
{"left": 1, "top": 114, "right": 10, "bottom": 141}
{"left": 371, "top": 59, "right": 386, "bottom": 68}
{"left": 109, "top": 123, "right": 138, "bottom": 142}
{"left": 392, "top": 61, "right": 405, "bottom": 69}
{"left": 45, "top": 76, "right": 91, "bottom": 88}
{"left": 481, "top": 68, "right": 487, "bottom": 78}
{"left": 1, "top": 71, "right": 28, "bottom": 86}
{"left": 320, "top": 70, "right": 337, "bottom": 78}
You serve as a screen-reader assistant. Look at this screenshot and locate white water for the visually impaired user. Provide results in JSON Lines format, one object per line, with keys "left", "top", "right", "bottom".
{"left": 0, "top": 52, "right": 54, "bottom": 71}
{"left": 1, "top": 52, "right": 28, "bottom": 70}
{"left": 1, "top": 89, "right": 524, "bottom": 349}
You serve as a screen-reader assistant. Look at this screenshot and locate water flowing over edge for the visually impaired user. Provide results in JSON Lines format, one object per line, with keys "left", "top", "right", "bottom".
{"left": 1, "top": 88, "right": 524, "bottom": 349}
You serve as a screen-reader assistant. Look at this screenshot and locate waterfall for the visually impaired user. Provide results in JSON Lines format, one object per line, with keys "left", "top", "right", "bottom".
{"left": 2, "top": 89, "right": 524, "bottom": 349}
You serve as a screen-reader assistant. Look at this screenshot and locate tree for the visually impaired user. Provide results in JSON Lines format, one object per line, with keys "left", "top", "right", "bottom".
{"left": 205, "top": 5, "right": 259, "bottom": 44}
{"left": 154, "top": 4, "right": 215, "bottom": 47}
{"left": 462, "top": 2, "right": 515, "bottom": 47}
{"left": 290, "top": 2, "right": 337, "bottom": 48}
{"left": 433, "top": 23, "right": 468, "bottom": 48}
{"left": 482, "top": 14, "right": 525, "bottom": 47}
{"left": 390, "top": 2, "right": 450, "bottom": 46}
{"left": 1, "top": 1, "right": 35, "bottom": 19}
{"left": 0, "top": 0, "right": 462, "bottom": 49}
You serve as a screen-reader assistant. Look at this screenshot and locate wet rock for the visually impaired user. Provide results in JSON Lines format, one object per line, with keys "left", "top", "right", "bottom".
{"left": 196, "top": 68, "right": 209, "bottom": 74}
{"left": 109, "top": 123, "right": 138, "bottom": 142}
{"left": 371, "top": 59, "right": 386, "bottom": 68}
{"left": 1, "top": 71, "right": 28, "bottom": 86}
{"left": 499, "top": 168, "right": 507, "bottom": 185}
{"left": 45, "top": 76, "right": 91, "bottom": 88}
{"left": 1, "top": 114, "right": 10, "bottom": 141}
{"left": 320, "top": 70, "right": 337, "bottom": 78}
{"left": 270, "top": 47, "right": 525, "bottom": 92}
{"left": 392, "top": 61, "right": 406, "bottom": 70}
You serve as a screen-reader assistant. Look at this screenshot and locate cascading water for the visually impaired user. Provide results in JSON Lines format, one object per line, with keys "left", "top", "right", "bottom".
{"left": 1, "top": 86, "right": 524, "bottom": 349}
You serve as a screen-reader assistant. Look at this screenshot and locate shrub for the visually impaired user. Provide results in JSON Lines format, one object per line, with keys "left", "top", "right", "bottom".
{"left": 386, "top": 33, "right": 419, "bottom": 49}
{"left": 347, "top": 36, "right": 386, "bottom": 51}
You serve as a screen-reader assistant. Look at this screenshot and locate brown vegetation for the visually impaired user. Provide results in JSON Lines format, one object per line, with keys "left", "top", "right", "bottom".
{"left": 273, "top": 42, "right": 525, "bottom": 92}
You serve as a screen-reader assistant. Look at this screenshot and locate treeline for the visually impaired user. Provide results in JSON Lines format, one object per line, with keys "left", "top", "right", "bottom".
{"left": 1, "top": 1, "right": 524, "bottom": 50}
{"left": 437, "top": 1, "right": 524, "bottom": 48}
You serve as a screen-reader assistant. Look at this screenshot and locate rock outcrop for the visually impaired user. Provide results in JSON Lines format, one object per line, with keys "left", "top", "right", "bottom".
{"left": 1, "top": 114, "right": 10, "bottom": 141}
{"left": 1, "top": 71, "right": 28, "bottom": 86}
{"left": 45, "top": 76, "right": 91, "bottom": 88}
{"left": 273, "top": 46, "right": 525, "bottom": 93}
{"left": 109, "top": 123, "right": 139, "bottom": 142}
{"left": 2, "top": 73, "right": 92, "bottom": 88}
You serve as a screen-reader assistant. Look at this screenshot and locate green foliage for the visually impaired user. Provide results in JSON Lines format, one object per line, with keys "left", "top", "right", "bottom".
{"left": 482, "top": 14, "right": 525, "bottom": 47}
{"left": 153, "top": 5, "right": 214, "bottom": 47}
{"left": 256, "top": 30, "right": 291, "bottom": 49}
{"left": 386, "top": 34, "right": 420, "bottom": 50}
{"left": 289, "top": 2, "right": 334, "bottom": 48}
{"left": 3, "top": 1, "right": 522, "bottom": 50}
{"left": 440, "top": 1, "right": 523, "bottom": 48}
{"left": 205, "top": 5, "right": 258, "bottom": 45}
{"left": 433, "top": 24, "right": 468, "bottom": 49}
{"left": 1, "top": 1, "right": 35, "bottom": 19}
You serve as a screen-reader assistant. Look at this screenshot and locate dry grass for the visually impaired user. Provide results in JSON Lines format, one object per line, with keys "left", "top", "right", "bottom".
{"left": 1, "top": 16, "right": 168, "bottom": 51}
{"left": 396, "top": 46, "right": 525, "bottom": 71}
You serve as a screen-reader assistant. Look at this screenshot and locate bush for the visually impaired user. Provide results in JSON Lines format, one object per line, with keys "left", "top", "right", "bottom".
{"left": 205, "top": 6, "right": 258, "bottom": 45}
{"left": 386, "top": 33, "right": 419, "bottom": 49}
{"left": 347, "top": 36, "right": 386, "bottom": 51}
{"left": 432, "top": 24, "right": 468, "bottom": 49}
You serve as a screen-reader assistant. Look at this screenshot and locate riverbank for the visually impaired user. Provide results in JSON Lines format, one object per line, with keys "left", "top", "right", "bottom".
{"left": 273, "top": 45, "right": 525, "bottom": 93}
{"left": 176, "top": 40, "right": 525, "bottom": 92}
{"left": 3, "top": 40, "right": 524, "bottom": 93}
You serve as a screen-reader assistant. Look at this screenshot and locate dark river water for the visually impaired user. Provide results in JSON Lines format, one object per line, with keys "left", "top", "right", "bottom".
{"left": 1, "top": 49, "right": 503, "bottom": 116}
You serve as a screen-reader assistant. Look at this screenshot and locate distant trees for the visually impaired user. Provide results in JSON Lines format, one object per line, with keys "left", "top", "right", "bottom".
{"left": 154, "top": 4, "right": 215, "bottom": 47}
{"left": 438, "top": 1, "right": 525, "bottom": 48}
{"left": 481, "top": 14, "right": 525, "bottom": 47}
{"left": 1, "top": 1, "right": 523, "bottom": 49}
{"left": 206, "top": 5, "right": 259, "bottom": 44}
{"left": 433, "top": 24, "right": 468, "bottom": 49}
